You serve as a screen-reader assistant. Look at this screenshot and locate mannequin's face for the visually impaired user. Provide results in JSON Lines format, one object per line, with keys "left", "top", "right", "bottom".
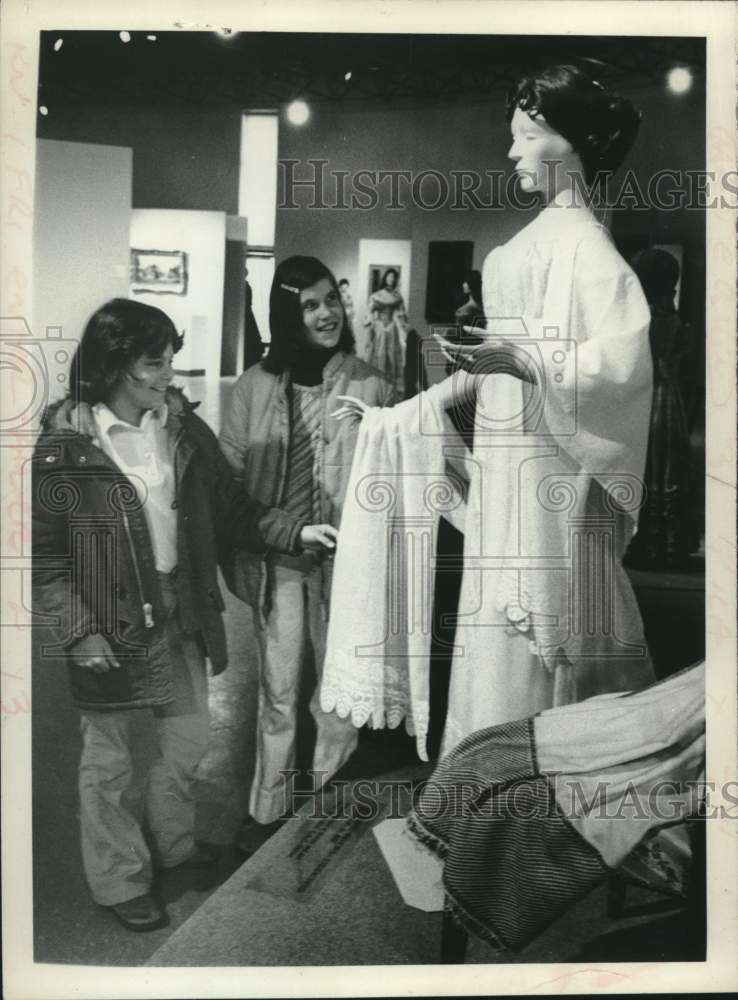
{"left": 385, "top": 271, "right": 397, "bottom": 289}
{"left": 300, "top": 277, "right": 343, "bottom": 349}
{"left": 462, "top": 281, "right": 471, "bottom": 295}
{"left": 508, "top": 106, "right": 584, "bottom": 200}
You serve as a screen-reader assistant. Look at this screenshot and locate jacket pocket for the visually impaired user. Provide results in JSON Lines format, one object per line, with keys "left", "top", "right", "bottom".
{"left": 224, "top": 550, "right": 271, "bottom": 628}
{"left": 68, "top": 654, "right": 137, "bottom": 708}
{"left": 111, "top": 585, "right": 136, "bottom": 625}
{"left": 222, "top": 551, "right": 264, "bottom": 607}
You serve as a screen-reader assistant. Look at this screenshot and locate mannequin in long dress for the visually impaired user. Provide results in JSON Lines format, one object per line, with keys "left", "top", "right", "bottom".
{"left": 435, "top": 67, "right": 655, "bottom": 753}
{"left": 437, "top": 195, "right": 656, "bottom": 753}
{"left": 338, "top": 278, "right": 355, "bottom": 328}
{"left": 449, "top": 269, "right": 485, "bottom": 446}
{"left": 332, "top": 65, "right": 656, "bottom": 758}
{"left": 454, "top": 269, "right": 485, "bottom": 330}
{"left": 625, "top": 248, "right": 697, "bottom": 569}
{"left": 364, "top": 267, "right": 408, "bottom": 400}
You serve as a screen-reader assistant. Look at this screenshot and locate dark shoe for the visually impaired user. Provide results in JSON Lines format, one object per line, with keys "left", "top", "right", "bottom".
{"left": 235, "top": 817, "right": 285, "bottom": 856}
{"left": 168, "top": 843, "right": 221, "bottom": 870}
{"left": 108, "top": 893, "right": 167, "bottom": 932}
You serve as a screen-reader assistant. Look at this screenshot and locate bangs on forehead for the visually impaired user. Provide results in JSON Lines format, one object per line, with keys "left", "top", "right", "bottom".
{"left": 300, "top": 276, "right": 337, "bottom": 297}
{"left": 506, "top": 76, "right": 550, "bottom": 124}
{"left": 510, "top": 105, "right": 550, "bottom": 131}
{"left": 516, "top": 95, "right": 541, "bottom": 117}
{"left": 143, "top": 325, "right": 177, "bottom": 355}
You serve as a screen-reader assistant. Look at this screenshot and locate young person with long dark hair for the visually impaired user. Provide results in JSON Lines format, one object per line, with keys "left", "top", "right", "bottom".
{"left": 219, "top": 255, "right": 394, "bottom": 854}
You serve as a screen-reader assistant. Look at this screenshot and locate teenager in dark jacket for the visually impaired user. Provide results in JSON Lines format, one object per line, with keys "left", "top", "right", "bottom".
{"left": 32, "top": 298, "right": 337, "bottom": 931}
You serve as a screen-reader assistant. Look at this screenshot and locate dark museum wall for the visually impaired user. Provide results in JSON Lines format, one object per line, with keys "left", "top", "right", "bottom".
{"left": 274, "top": 78, "right": 706, "bottom": 331}
{"left": 37, "top": 74, "right": 705, "bottom": 334}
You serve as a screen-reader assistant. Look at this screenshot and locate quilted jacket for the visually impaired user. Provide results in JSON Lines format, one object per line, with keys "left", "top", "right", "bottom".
{"left": 32, "top": 387, "right": 305, "bottom": 710}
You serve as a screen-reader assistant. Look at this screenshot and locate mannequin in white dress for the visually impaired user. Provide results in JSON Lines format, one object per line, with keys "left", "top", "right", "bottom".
{"left": 331, "top": 65, "right": 656, "bottom": 756}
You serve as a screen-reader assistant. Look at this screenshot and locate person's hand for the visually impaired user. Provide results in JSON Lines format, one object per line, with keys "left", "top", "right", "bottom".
{"left": 330, "top": 395, "right": 372, "bottom": 422}
{"left": 300, "top": 524, "right": 339, "bottom": 552}
{"left": 71, "top": 635, "right": 120, "bottom": 672}
{"left": 433, "top": 331, "right": 537, "bottom": 384}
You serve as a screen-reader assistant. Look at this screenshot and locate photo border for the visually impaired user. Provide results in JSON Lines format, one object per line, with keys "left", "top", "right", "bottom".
{"left": 2, "top": 1, "right": 736, "bottom": 997}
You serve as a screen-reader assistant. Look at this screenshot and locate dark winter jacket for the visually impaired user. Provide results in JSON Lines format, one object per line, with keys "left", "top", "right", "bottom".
{"left": 32, "top": 387, "right": 305, "bottom": 711}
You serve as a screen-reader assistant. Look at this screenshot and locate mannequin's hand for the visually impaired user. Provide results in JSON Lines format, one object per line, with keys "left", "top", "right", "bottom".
{"left": 300, "top": 524, "right": 339, "bottom": 552}
{"left": 433, "top": 332, "right": 537, "bottom": 384}
{"left": 71, "top": 635, "right": 120, "bottom": 672}
{"left": 330, "top": 395, "right": 372, "bottom": 422}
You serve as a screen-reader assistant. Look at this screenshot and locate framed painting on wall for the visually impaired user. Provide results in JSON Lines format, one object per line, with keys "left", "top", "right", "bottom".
{"left": 368, "top": 263, "right": 403, "bottom": 296}
{"left": 356, "top": 239, "right": 413, "bottom": 358}
{"left": 130, "top": 248, "right": 188, "bottom": 295}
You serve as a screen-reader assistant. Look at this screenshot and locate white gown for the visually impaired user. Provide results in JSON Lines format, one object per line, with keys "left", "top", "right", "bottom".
{"left": 441, "top": 199, "right": 656, "bottom": 754}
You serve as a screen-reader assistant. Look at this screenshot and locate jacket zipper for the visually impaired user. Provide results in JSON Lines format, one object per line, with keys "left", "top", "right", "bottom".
{"left": 173, "top": 424, "right": 185, "bottom": 496}
{"left": 121, "top": 421, "right": 185, "bottom": 631}
{"left": 122, "top": 512, "right": 154, "bottom": 628}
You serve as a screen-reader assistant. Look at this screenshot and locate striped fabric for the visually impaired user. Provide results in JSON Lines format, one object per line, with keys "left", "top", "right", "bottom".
{"left": 283, "top": 384, "right": 323, "bottom": 525}
{"left": 408, "top": 718, "right": 609, "bottom": 952}
{"left": 408, "top": 666, "right": 703, "bottom": 953}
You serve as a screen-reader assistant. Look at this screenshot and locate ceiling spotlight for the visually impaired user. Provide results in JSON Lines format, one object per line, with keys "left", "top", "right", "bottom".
{"left": 286, "top": 100, "right": 310, "bottom": 126}
{"left": 39, "top": 105, "right": 49, "bottom": 116}
{"left": 53, "top": 38, "right": 63, "bottom": 52}
{"left": 215, "top": 27, "right": 237, "bottom": 38}
{"left": 344, "top": 71, "right": 352, "bottom": 81}
{"left": 146, "top": 34, "right": 157, "bottom": 42}
{"left": 119, "top": 31, "right": 131, "bottom": 43}
{"left": 667, "top": 66, "right": 692, "bottom": 95}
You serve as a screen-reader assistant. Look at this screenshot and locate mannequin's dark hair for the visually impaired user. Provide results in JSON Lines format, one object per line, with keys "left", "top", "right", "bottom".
{"left": 69, "top": 298, "right": 183, "bottom": 405}
{"left": 507, "top": 64, "right": 641, "bottom": 184}
{"left": 263, "top": 255, "right": 354, "bottom": 374}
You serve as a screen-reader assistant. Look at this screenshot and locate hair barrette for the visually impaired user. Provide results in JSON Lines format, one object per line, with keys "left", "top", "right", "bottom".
{"left": 280, "top": 282, "right": 299, "bottom": 293}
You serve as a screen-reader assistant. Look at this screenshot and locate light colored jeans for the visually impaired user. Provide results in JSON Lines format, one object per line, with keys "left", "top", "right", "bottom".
{"left": 78, "top": 573, "right": 210, "bottom": 906}
{"left": 249, "top": 560, "right": 359, "bottom": 824}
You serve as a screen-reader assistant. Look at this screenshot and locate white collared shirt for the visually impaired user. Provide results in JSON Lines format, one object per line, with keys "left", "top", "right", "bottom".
{"left": 92, "top": 402, "right": 178, "bottom": 573}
